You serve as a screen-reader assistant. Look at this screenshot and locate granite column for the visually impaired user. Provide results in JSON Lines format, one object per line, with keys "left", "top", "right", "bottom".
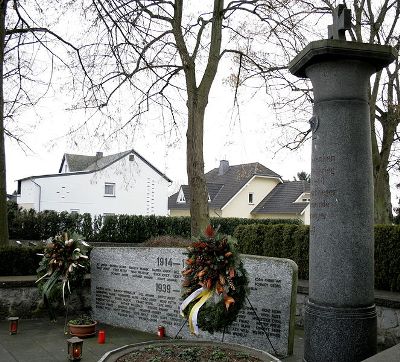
{"left": 289, "top": 41, "right": 396, "bottom": 361}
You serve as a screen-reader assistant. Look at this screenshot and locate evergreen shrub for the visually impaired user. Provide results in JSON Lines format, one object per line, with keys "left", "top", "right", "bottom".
{"left": 8, "top": 207, "right": 93, "bottom": 241}
{"left": 3, "top": 209, "right": 400, "bottom": 292}
{"left": 7, "top": 201, "right": 300, "bottom": 244}
{"left": 374, "top": 225, "right": 400, "bottom": 292}
{"left": 234, "top": 224, "right": 400, "bottom": 292}
{"left": 0, "top": 246, "right": 44, "bottom": 276}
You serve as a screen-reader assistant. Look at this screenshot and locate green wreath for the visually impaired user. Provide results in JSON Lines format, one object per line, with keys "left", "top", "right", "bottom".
{"left": 181, "top": 225, "right": 248, "bottom": 334}
{"left": 36, "top": 233, "right": 90, "bottom": 320}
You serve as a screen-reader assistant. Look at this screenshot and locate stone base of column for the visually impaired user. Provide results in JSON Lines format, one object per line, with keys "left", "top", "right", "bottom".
{"left": 304, "top": 300, "right": 377, "bottom": 362}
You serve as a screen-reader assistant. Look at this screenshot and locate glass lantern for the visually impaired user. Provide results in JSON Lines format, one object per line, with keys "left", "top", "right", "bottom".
{"left": 67, "top": 336, "right": 83, "bottom": 361}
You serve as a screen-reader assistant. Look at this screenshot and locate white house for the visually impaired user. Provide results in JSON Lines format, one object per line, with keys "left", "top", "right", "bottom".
{"left": 169, "top": 160, "right": 310, "bottom": 224}
{"left": 17, "top": 150, "right": 172, "bottom": 216}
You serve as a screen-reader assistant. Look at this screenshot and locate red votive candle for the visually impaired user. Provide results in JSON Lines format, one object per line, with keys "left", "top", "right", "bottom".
{"left": 157, "top": 325, "right": 165, "bottom": 338}
{"left": 8, "top": 317, "right": 19, "bottom": 335}
{"left": 10, "top": 323, "right": 17, "bottom": 333}
{"left": 98, "top": 330, "right": 105, "bottom": 344}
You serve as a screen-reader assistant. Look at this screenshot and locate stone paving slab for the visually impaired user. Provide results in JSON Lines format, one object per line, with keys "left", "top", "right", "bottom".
{"left": 362, "top": 343, "right": 400, "bottom": 362}
{"left": 0, "top": 319, "right": 157, "bottom": 362}
{"left": 0, "top": 318, "right": 310, "bottom": 361}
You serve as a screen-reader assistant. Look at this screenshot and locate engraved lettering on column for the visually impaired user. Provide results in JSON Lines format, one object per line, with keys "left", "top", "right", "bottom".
{"left": 311, "top": 153, "right": 338, "bottom": 230}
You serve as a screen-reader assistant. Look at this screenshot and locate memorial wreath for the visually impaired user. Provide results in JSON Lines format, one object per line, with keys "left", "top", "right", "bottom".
{"left": 36, "top": 233, "right": 90, "bottom": 307}
{"left": 180, "top": 225, "right": 248, "bottom": 335}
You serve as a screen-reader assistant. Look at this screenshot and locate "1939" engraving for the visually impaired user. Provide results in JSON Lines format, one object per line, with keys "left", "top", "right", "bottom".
{"left": 156, "top": 283, "right": 171, "bottom": 293}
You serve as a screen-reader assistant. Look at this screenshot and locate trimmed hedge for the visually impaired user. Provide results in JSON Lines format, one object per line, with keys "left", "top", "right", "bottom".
{"left": 0, "top": 246, "right": 45, "bottom": 276}
{"left": 234, "top": 224, "right": 309, "bottom": 279}
{"left": 210, "top": 217, "right": 300, "bottom": 236}
{"left": 234, "top": 224, "right": 400, "bottom": 292}
{"left": 8, "top": 203, "right": 300, "bottom": 243}
{"left": 375, "top": 225, "right": 400, "bottom": 292}
{"left": 2, "top": 220, "right": 400, "bottom": 292}
{"left": 0, "top": 245, "right": 94, "bottom": 276}
{"left": 8, "top": 206, "right": 93, "bottom": 241}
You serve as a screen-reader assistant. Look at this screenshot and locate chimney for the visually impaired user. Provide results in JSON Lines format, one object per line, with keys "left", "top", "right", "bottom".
{"left": 218, "top": 160, "right": 229, "bottom": 175}
{"left": 96, "top": 152, "right": 103, "bottom": 158}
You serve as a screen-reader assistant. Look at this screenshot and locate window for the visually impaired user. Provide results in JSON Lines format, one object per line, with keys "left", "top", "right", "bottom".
{"left": 104, "top": 183, "right": 115, "bottom": 197}
{"left": 248, "top": 192, "right": 254, "bottom": 204}
{"left": 294, "top": 192, "right": 310, "bottom": 203}
{"left": 70, "top": 209, "right": 80, "bottom": 214}
{"left": 103, "top": 213, "right": 115, "bottom": 221}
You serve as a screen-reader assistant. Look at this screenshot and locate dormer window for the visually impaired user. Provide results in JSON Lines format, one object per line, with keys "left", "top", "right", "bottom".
{"left": 294, "top": 192, "right": 310, "bottom": 203}
{"left": 177, "top": 188, "right": 186, "bottom": 203}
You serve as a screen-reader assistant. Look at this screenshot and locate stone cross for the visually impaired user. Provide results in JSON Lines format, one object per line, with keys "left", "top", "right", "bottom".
{"left": 328, "top": 4, "right": 351, "bottom": 40}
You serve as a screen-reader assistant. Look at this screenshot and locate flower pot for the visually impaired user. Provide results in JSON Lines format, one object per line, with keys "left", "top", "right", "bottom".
{"left": 68, "top": 321, "right": 97, "bottom": 338}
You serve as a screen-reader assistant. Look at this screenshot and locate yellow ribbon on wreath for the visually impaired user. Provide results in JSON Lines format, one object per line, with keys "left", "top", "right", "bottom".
{"left": 180, "top": 286, "right": 213, "bottom": 335}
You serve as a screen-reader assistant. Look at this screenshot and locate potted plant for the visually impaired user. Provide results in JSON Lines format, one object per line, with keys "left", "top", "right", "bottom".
{"left": 68, "top": 314, "right": 97, "bottom": 337}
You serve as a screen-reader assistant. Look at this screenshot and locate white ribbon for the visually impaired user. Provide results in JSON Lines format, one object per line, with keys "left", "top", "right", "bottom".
{"left": 180, "top": 287, "right": 206, "bottom": 316}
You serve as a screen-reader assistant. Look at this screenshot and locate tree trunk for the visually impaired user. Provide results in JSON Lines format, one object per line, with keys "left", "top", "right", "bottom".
{"left": 0, "top": 0, "right": 9, "bottom": 246}
{"left": 374, "top": 169, "right": 392, "bottom": 224}
{"left": 186, "top": 89, "right": 209, "bottom": 237}
{"left": 173, "top": 0, "right": 223, "bottom": 237}
{"left": 372, "top": 108, "right": 397, "bottom": 224}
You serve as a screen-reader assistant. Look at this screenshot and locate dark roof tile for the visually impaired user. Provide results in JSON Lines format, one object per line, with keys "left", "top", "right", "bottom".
{"left": 168, "top": 162, "right": 281, "bottom": 210}
{"left": 19, "top": 149, "right": 172, "bottom": 183}
{"left": 252, "top": 180, "right": 309, "bottom": 214}
{"left": 64, "top": 154, "right": 98, "bottom": 172}
{"left": 205, "top": 162, "right": 281, "bottom": 209}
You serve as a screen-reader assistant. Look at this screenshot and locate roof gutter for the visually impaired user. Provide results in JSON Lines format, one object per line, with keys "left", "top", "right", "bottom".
{"left": 30, "top": 178, "right": 41, "bottom": 212}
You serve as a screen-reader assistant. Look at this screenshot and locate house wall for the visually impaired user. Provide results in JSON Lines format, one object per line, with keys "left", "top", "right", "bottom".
{"left": 221, "top": 177, "right": 280, "bottom": 218}
{"left": 302, "top": 204, "right": 310, "bottom": 225}
{"left": 169, "top": 209, "right": 221, "bottom": 218}
{"left": 17, "top": 155, "right": 169, "bottom": 216}
{"left": 169, "top": 209, "right": 190, "bottom": 217}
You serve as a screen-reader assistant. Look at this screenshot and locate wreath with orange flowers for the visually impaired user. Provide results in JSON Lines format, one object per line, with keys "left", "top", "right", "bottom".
{"left": 181, "top": 225, "right": 248, "bottom": 334}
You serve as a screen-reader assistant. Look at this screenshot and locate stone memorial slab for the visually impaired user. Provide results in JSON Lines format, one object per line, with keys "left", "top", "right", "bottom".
{"left": 91, "top": 247, "right": 297, "bottom": 357}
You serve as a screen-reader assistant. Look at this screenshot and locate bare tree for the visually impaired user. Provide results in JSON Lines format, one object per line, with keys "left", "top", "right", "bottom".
{"left": 0, "top": 0, "right": 84, "bottom": 246}
{"left": 394, "top": 181, "right": 400, "bottom": 224}
{"left": 267, "top": 1, "right": 400, "bottom": 224}
{"left": 80, "top": 0, "right": 310, "bottom": 236}
{"left": 317, "top": 1, "right": 400, "bottom": 224}
{"left": 0, "top": 0, "right": 8, "bottom": 245}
